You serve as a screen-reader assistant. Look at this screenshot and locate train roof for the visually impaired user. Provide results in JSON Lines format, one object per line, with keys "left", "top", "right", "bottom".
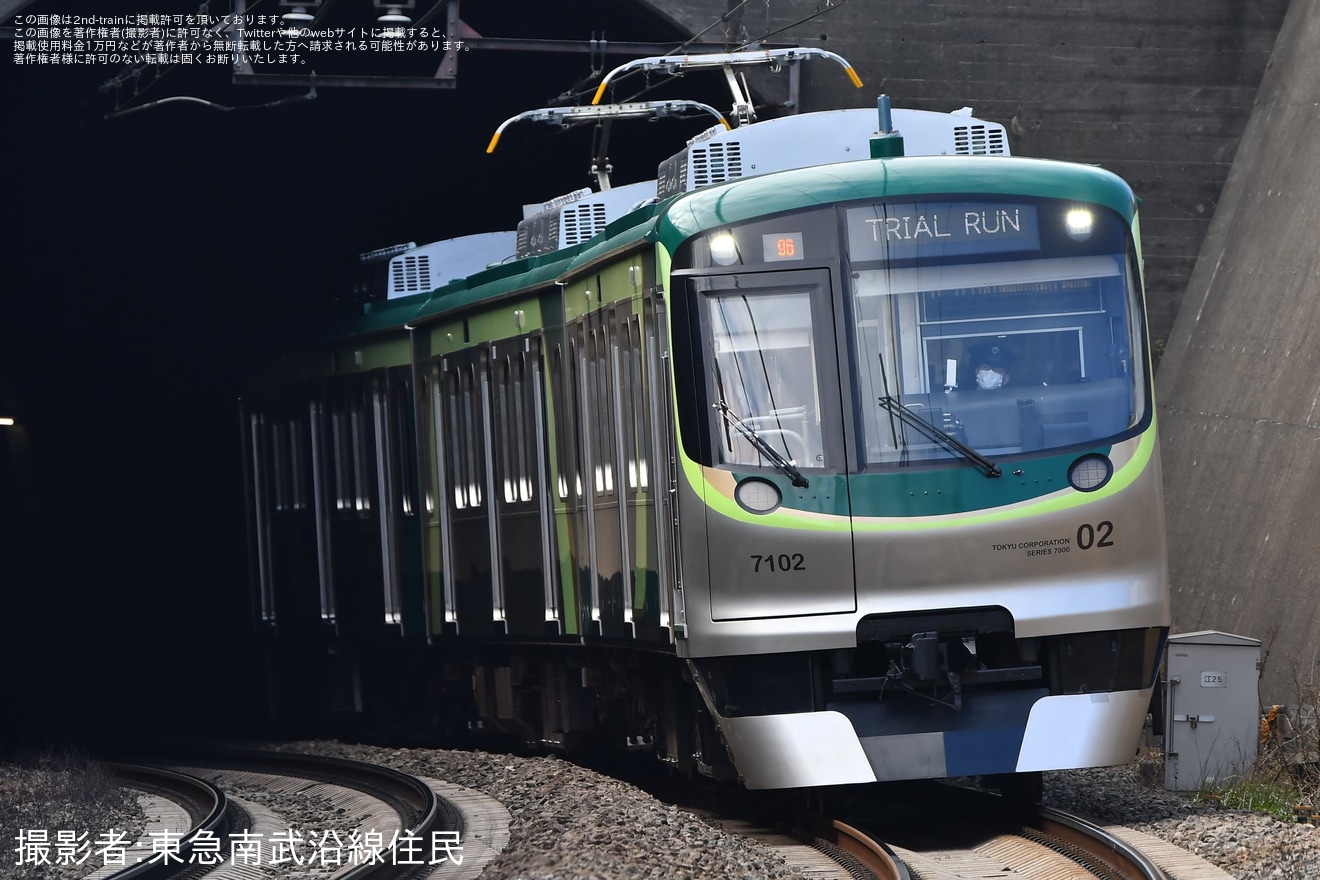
{"left": 654, "top": 154, "right": 1138, "bottom": 253}
{"left": 330, "top": 154, "right": 1138, "bottom": 346}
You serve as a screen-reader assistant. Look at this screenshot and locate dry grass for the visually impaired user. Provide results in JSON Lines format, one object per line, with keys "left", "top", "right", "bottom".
{"left": 0, "top": 747, "right": 144, "bottom": 880}
{"left": 1203, "top": 661, "right": 1320, "bottom": 822}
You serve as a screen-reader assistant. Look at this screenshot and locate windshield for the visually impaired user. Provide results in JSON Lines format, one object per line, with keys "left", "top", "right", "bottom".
{"left": 848, "top": 200, "right": 1146, "bottom": 467}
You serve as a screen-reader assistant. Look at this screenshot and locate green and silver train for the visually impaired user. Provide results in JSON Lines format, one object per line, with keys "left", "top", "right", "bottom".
{"left": 243, "top": 50, "right": 1170, "bottom": 789}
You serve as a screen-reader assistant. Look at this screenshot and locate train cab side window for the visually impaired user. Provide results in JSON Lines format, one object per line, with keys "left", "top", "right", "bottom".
{"left": 705, "top": 288, "right": 826, "bottom": 471}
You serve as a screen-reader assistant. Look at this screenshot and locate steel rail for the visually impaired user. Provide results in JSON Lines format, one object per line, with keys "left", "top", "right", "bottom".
{"left": 102, "top": 763, "right": 229, "bottom": 880}
{"left": 826, "top": 781, "right": 1170, "bottom": 880}
{"left": 1034, "top": 806, "right": 1168, "bottom": 880}
{"left": 183, "top": 749, "right": 453, "bottom": 879}
{"left": 825, "top": 818, "right": 910, "bottom": 880}
{"left": 101, "top": 748, "right": 455, "bottom": 879}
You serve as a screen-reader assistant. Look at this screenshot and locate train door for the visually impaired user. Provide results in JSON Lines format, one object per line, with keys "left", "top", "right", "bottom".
{"left": 384, "top": 371, "right": 425, "bottom": 637}
{"left": 424, "top": 360, "right": 456, "bottom": 636}
{"left": 490, "top": 336, "right": 558, "bottom": 637}
{"left": 325, "top": 380, "right": 390, "bottom": 636}
{"left": 243, "top": 392, "right": 334, "bottom": 631}
{"left": 547, "top": 336, "right": 584, "bottom": 636}
{"left": 644, "top": 291, "right": 682, "bottom": 640}
{"left": 246, "top": 400, "right": 325, "bottom": 631}
{"left": 370, "top": 373, "right": 403, "bottom": 628}
{"left": 612, "top": 299, "right": 672, "bottom": 642}
{"left": 692, "top": 268, "right": 857, "bottom": 619}
{"left": 574, "top": 307, "right": 631, "bottom": 638}
{"left": 306, "top": 395, "right": 336, "bottom": 626}
{"left": 438, "top": 349, "right": 501, "bottom": 636}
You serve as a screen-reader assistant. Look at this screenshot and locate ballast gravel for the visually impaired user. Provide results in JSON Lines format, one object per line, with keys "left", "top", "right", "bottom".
{"left": 264, "top": 741, "right": 1319, "bottom": 880}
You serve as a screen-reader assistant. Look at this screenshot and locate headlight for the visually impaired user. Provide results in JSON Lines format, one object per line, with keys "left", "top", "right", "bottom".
{"left": 1068, "top": 454, "right": 1112, "bottom": 492}
{"left": 735, "top": 478, "right": 782, "bottom": 513}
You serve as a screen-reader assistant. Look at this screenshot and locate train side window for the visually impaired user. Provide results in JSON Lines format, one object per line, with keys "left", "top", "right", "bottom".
{"left": 419, "top": 375, "right": 434, "bottom": 515}
{"left": 586, "top": 331, "right": 601, "bottom": 493}
{"left": 568, "top": 340, "right": 586, "bottom": 499}
{"left": 551, "top": 346, "right": 570, "bottom": 500}
{"left": 271, "top": 420, "right": 289, "bottom": 512}
{"left": 331, "top": 400, "right": 350, "bottom": 511}
{"left": 350, "top": 392, "right": 372, "bottom": 513}
{"left": 497, "top": 357, "right": 515, "bottom": 504}
{"left": 514, "top": 352, "right": 533, "bottom": 502}
{"left": 590, "top": 328, "right": 615, "bottom": 495}
{"left": 443, "top": 370, "right": 466, "bottom": 510}
{"left": 289, "top": 417, "right": 308, "bottom": 511}
{"left": 494, "top": 353, "right": 535, "bottom": 506}
{"left": 392, "top": 379, "right": 417, "bottom": 516}
{"left": 617, "top": 316, "right": 648, "bottom": 493}
{"left": 634, "top": 318, "right": 651, "bottom": 489}
{"left": 461, "top": 365, "right": 484, "bottom": 508}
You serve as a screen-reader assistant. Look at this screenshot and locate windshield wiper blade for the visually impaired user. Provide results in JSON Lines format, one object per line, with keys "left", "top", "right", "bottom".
{"left": 714, "top": 401, "right": 810, "bottom": 488}
{"left": 878, "top": 396, "right": 1001, "bottom": 478}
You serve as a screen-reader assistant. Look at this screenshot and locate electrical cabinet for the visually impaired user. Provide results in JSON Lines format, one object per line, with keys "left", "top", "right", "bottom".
{"left": 1164, "top": 630, "right": 1262, "bottom": 791}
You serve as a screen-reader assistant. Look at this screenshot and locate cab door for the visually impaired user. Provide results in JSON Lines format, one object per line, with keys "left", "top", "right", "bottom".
{"left": 689, "top": 269, "right": 856, "bottom": 620}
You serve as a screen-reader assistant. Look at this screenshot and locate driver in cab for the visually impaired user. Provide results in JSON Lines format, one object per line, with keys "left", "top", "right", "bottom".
{"left": 971, "top": 343, "right": 1013, "bottom": 390}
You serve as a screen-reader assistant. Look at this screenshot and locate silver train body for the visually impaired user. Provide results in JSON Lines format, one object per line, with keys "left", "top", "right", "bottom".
{"left": 243, "top": 98, "right": 1170, "bottom": 789}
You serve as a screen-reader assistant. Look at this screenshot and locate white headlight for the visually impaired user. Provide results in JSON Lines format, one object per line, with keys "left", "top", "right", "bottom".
{"left": 735, "top": 478, "right": 782, "bottom": 513}
{"left": 1068, "top": 454, "right": 1112, "bottom": 492}
{"left": 709, "top": 232, "right": 740, "bottom": 265}
{"left": 1065, "top": 209, "right": 1094, "bottom": 241}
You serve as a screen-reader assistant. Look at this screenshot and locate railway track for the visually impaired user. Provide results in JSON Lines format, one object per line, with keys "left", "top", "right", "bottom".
{"left": 89, "top": 747, "right": 1237, "bottom": 880}
{"left": 645, "top": 771, "right": 1235, "bottom": 880}
{"left": 834, "top": 782, "right": 1234, "bottom": 880}
{"left": 96, "top": 750, "right": 508, "bottom": 879}
{"left": 91, "top": 764, "right": 230, "bottom": 880}
{"left": 878, "top": 806, "right": 1165, "bottom": 880}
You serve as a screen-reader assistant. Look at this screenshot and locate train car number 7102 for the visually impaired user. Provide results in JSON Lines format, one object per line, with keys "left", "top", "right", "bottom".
{"left": 751, "top": 553, "right": 806, "bottom": 572}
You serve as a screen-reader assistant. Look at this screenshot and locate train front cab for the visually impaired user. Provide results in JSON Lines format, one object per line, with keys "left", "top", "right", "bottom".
{"left": 662, "top": 161, "right": 1172, "bottom": 789}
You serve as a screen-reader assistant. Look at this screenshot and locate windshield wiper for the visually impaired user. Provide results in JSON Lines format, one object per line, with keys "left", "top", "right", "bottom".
{"left": 878, "top": 396, "right": 1001, "bottom": 478}
{"left": 713, "top": 401, "right": 810, "bottom": 488}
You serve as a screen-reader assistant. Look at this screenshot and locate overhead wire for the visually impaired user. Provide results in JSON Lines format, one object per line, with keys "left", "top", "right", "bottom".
{"left": 734, "top": 0, "right": 851, "bottom": 51}
{"left": 583, "top": 0, "right": 850, "bottom": 109}
{"left": 99, "top": 0, "right": 329, "bottom": 118}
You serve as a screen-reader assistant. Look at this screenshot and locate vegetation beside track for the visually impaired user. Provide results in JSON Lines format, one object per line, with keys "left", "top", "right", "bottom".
{"left": 0, "top": 747, "right": 144, "bottom": 880}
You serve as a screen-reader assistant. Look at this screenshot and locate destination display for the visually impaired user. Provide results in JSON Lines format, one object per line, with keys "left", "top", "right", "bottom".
{"left": 762, "top": 232, "right": 805, "bottom": 262}
{"left": 846, "top": 202, "right": 1041, "bottom": 262}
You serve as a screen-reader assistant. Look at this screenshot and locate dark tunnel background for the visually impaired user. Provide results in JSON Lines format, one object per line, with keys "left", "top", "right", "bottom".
{"left": 0, "top": 0, "right": 741, "bottom": 744}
